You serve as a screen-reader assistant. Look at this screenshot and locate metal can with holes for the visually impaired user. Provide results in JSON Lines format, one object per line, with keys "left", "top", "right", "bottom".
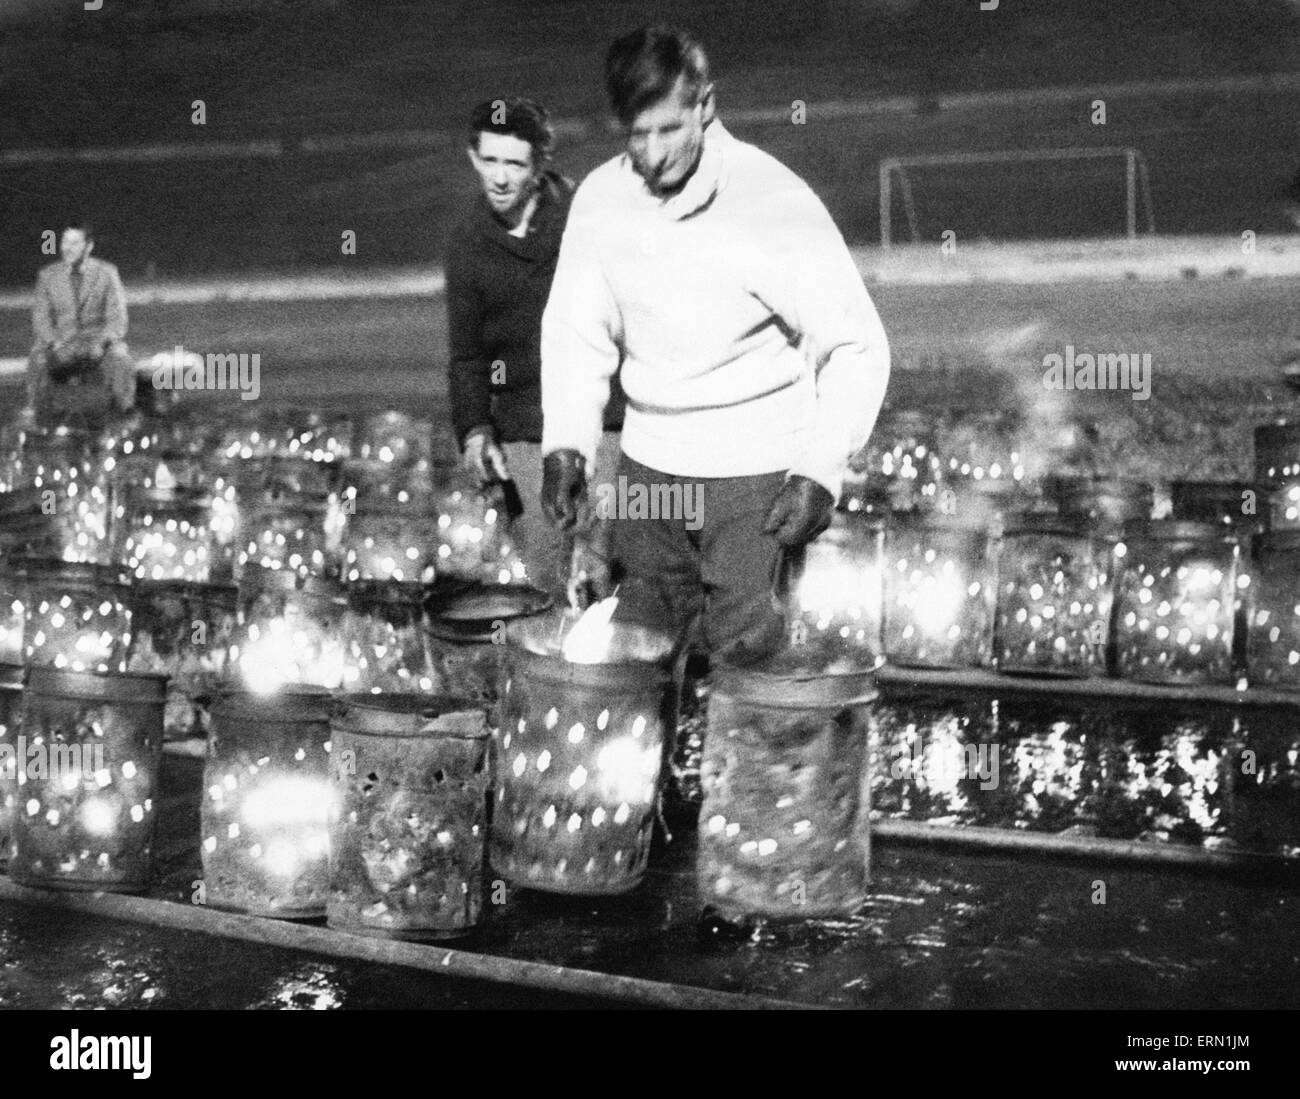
{"left": 1113, "top": 521, "right": 1240, "bottom": 685}
{"left": 8, "top": 665, "right": 167, "bottom": 892}
{"left": 490, "top": 619, "right": 677, "bottom": 894}
{"left": 699, "top": 667, "right": 875, "bottom": 921}
{"left": 202, "top": 687, "right": 336, "bottom": 918}
{"left": 328, "top": 695, "right": 490, "bottom": 939}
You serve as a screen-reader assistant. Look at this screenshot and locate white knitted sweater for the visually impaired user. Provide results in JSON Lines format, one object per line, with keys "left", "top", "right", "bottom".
{"left": 540, "top": 119, "right": 890, "bottom": 498}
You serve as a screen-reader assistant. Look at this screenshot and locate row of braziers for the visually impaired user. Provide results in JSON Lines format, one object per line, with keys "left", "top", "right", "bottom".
{"left": 787, "top": 420, "right": 1300, "bottom": 689}
{"left": 0, "top": 408, "right": 534, "bottom": 735}
{"left": 0, "top": 618, "right": 876, "bottom": 936}
{"left": 0, "top": 411, "right": 525, "bottom": 588}
{"left": 0, "top": 408, "right": 873, "bottom": 932}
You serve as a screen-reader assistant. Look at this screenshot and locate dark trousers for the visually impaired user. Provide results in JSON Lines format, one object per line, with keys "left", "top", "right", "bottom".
{"left": 609, "top": 453, "right": 787, "bottom": 665}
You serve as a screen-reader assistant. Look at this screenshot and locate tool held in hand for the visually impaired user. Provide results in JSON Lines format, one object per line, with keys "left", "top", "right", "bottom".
{"left": 488, "top": 475, "right": 525, "bottom": 521}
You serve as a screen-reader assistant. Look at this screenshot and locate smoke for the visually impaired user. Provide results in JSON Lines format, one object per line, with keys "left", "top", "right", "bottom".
{"left": 973, "top": 320, "right": 1088, "bottom": 482}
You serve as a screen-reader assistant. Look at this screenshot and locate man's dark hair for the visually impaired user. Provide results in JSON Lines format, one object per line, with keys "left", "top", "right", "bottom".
{"left": 604, "top": 24, "right": 710, "bottom": 126}
{"left": 468, "top": 97, "right": 554, "bottom": 164}
{"left": 64, "top": 219, "right": 95, "bottom": 242}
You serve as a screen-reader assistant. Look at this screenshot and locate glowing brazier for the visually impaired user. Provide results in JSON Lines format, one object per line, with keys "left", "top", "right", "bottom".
{"left": 995, "top": 514, "right": 1113, "bottom": 677}
{"left": 1113, "top": 521, "right": 1240, "bottom": 685}
{"left": 235, "top": 492, "right": 333, "bottom": 583}
{"left": 7, "top": 666, "right": 167, "bottom": 892}
{"left": 116, "top": 486, "right": 214, "bottom": 583}
{"left": 0, "top": 566, "right": 22, "bottom": 664}
{"left": 434, "top": 475, "right": 525, "bottom": 586}
{"left": 339, "top": 581, "right": 436, "bottom": 695}
{"left": 231, "top": 568, "right": 348, "bottom": 692}
{"left": 882, "top": 514, "right": 996, "bottom": 669}
{"left": 699, "top": 667, "right": 875, "bottom": 921}
{"left": 491, "top": 615, "right": 676, "bottom": 894}
{"left": 19, "top": 559, "right": 133, "bottom": 674}
{"left": 779, "top": 509, "right": 884, "bottom": 674}
{"left": 127, "top": 581, "right": 238, "bottom": 739}
{"left": 202, "top": 687, "right": 336, "bottom": 917}
{"left": 0, "top": 663, "right": 22, "bottom": 863}
{"left": 1245, "top": 531, "right": 1300, "bottom": 690}
{"left": 1255, "top": 422, "right": 1300, "bottom": 531}
{"left": 19, "top": 430, "right": 113, "bottom": 564}
{"left": 341, "top": 503, "right": 439, "bottom": 584}
{"left": 329, "top": 695, "right": 490, "bottom": 939}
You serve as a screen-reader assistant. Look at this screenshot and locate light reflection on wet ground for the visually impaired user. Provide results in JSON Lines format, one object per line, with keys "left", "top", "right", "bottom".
{"left": 2, "top": 750, "right": 1297, "bottom": 1010}
{"left": 460, "top": 835, "right": 1300, "bottom": 1009}
{"left": 0, "top": 903, "right": 618, "bottom": 1010}
{"left": 868, "top": 690, "right": 1300, "bottom": 854}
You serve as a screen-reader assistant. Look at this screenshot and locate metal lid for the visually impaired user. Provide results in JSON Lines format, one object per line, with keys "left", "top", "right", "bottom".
{"left": 24, "top": 664, "right": 169, "bottom": 703}
{"left": 346, "top": 578, "right": 426, "bottom": 608}
{"left": 14, "top": 557, "right": 130, "bottom": 589}
{"left": 131, "top": 579, "right": 239, "bottom": 607}
{"left": 238, "top": 566, "right": 344, "bottom": 603}
{"left": 505, "top": 613, "right": 677, "bottom": 675}
{"left": 713, "top": 662, "right": 879, "bottom": 709}
{"left": 425, "top": 582, "right": 552, "bottom": 642}
{"left": 331, "top": 694, "right": 489, "bottom": 740}
{"left": 211, "top": 684, "right": 333, "bottom": 723}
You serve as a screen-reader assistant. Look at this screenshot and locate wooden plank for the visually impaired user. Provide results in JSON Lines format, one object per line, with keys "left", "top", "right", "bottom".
{"left": 0, "top": 879, "right": 813, "bottom": 1011}
{"left": 874, "top": 664, "right": 1300, "bottom": 710}
{"left": 873, "top": 819, "right": 1300, "bottom": 875}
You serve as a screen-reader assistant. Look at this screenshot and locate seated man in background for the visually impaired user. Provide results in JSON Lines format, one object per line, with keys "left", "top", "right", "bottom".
{"left": 25, "top": 221, "right": 135, "bottom": 425}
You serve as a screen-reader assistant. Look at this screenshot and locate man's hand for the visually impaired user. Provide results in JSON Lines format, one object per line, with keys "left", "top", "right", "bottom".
{"left": 541, "top": 448, "right": 587, "bottom": 530}
{"left": 462, "top": 426, "right": 509, "bottom": 486}
{"left": 763, "top": 475, "right": 835, "bottom": 548}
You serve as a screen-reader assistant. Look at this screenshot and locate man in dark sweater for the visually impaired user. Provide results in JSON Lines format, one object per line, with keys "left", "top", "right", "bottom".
{"left": 446, "top": 97, "right": 622, "bottom": 595}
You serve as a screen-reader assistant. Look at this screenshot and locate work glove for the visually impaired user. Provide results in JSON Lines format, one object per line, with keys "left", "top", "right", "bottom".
{"left": 541, "top": 448, "right": 587, "bottom": 530}
{"left": 461, "top": 426, "right": 509, "bottom": 487}
{"left": 763, "top": 474, "right": 835, "bottom": 548}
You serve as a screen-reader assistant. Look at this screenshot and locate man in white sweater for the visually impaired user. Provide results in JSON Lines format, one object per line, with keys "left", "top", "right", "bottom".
{"left": 541, "top": 25, "right": 891, "bottom": 663}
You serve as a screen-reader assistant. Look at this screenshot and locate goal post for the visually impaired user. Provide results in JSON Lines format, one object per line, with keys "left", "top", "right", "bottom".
{"left": 878, "top": 146, "right": 1155, "bottom": 248}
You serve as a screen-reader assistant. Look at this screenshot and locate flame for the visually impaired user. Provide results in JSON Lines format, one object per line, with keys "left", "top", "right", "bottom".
{"left": 595, "top": 735, "right": 659, "bottom": 805}
{"left": 561, "top": 595, "right": 621, "bottom": 663}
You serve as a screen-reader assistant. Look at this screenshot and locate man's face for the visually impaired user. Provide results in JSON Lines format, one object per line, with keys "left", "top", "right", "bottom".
{"left": 625, "top": 75, "right": 714, "bottom": 197}
{"left": 60, "top": 228, "right": 92, "bottom": 266}
{"left": 468, "top": 131, "right": 540, "bottom": 221}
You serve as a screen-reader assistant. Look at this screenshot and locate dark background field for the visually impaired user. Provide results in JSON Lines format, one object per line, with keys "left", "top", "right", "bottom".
{"left": 3, "top": 0, "right": 1300, "bottom": 283}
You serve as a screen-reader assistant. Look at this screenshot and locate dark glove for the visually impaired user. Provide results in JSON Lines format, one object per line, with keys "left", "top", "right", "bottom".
{"left": 763, "top": 475, "right": 835, "bottom": 548}
{"left": 541, "top": 448, "right": 587, "bottom": 530}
